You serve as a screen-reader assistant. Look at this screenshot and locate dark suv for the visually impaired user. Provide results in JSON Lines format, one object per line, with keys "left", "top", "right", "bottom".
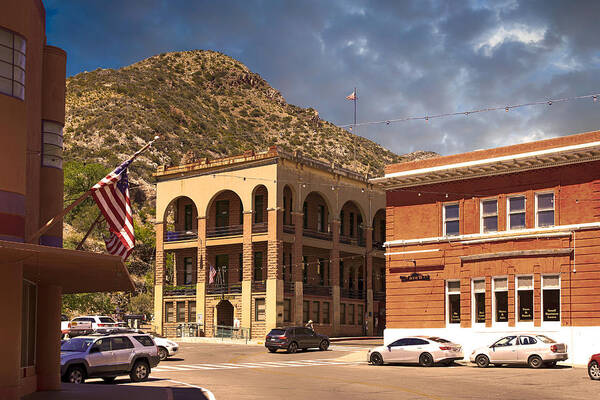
{"left": 266, "top": 327, "right": 329, "bottom": 353}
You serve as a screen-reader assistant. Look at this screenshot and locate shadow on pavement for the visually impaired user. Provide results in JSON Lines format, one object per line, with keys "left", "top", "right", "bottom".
{"left": 163, "top": 357, "right": 185, "bottom": 361}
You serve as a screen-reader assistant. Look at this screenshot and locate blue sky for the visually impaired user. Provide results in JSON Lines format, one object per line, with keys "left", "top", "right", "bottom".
{"left": 44, "top": 0, "right": 600, "bottom": 156}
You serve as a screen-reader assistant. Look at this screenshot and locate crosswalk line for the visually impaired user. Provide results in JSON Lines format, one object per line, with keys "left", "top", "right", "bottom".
{"left": 153, "top": 366, "right": 192, "bottom": 371}
{"left": 152, "top": 358, "right": 355, "bottom": 373}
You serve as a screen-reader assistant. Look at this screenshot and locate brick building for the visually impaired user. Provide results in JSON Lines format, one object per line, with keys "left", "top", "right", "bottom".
{"left": 0, "top": 1, "right": 133, "bottom": 398}
{"left": 373, "top": 130, "right": 600, "bottom": 365}
{"left": 153, "top": 147, "right": 387, "bottom": 339}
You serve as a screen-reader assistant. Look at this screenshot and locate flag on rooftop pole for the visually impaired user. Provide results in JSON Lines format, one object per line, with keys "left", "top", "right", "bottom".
{"left": 346, "top": 90, "right": 357, "bottom": 101}
{"left": 209, "top": 264, "right": 217, "bottom": 284}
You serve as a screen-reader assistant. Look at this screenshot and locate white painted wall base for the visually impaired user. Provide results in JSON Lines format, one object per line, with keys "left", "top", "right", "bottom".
{"left": 384, "top": 326, "right": 600, "bottom": 366}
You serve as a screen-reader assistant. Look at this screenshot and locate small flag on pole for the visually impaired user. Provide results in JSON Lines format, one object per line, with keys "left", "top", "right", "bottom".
{"left": 346, "top": 91, "right": 357, "bottom": 101}
{"left": 209, "top": 265, "right": 217, "bottom": 284}
{"left": 91, "top": 157, "right": 135, "bottom": 260}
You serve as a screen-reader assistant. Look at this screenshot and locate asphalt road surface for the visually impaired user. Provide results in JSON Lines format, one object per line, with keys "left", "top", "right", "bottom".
{"left": 88, "top": 340, "right": 598, "bottom": 400}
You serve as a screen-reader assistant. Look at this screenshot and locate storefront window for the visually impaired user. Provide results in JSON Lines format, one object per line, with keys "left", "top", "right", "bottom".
{"left": 447, "top": 280, "right": 460, "bottom": 324}
{"left": 493, "top": 277, "right": 508, "bottom": 323}
{"left": 517, "top": 276, "right": 533, "bottom": 322}
{"left": 543, "top": 275, "right": 560, "bottom": 322}
{"left": 473, "top": 279, "right": 486, "bottom": 324}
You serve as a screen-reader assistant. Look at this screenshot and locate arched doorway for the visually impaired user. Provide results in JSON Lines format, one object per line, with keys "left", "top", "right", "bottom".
{"left": 216, "top": 300, "right": 234, "bottom": 327}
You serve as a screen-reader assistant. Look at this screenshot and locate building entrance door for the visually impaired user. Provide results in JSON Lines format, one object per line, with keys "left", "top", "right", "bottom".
{"left": 216, "top": 300, "right": 234, "bottom": 328}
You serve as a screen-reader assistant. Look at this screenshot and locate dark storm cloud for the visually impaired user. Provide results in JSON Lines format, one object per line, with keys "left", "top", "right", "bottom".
{"left": 44, "top": 0, "right": 600, "bottom": 158}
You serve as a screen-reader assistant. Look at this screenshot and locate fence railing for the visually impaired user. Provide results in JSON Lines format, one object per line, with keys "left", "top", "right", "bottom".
{"left": 165, "top": 230, "right": 198, "bottom": 242}
{"left": 206, "top": 283, "right": 242, "bottom": 295}
{"left": 206, "top": 224, "right": 243, "bottom": 238}
{"left": 214, "top": 325, "right": 250, "bottom": 343}
{"left": 252, "top": 222, "right": 268, "bottom": 234}
{"left": 252, "top": 280, "right": 266, "bottom": 292}
{"left": 164, "top": 285, "right": 196, "bottom": 296}
{"left": 372, "top": 241, "right": 385, "bottom": 249}
{"left": 303, "top": 285, "right": 332, "bottom": 296}
{"left": 303, "top": 228, "right": 332, "bottom": 241}
{"left": 341, "top": 288, "right": 365, "bottom": 299}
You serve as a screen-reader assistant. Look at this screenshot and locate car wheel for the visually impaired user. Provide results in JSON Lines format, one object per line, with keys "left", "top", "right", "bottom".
{"left": 475, "top": 354, "right": 490, "bottom": 368}
{"left": 419, "top": 352, "right": 434, "bottom": 367}
{"left": 287, "top": 342, "right": 298, "bottom": 354}
{"left": 528, "top": 355, "right": 543, "bottom": 369}
{"left": 268, "top": 348, "right": 277, "bottom": 353}
{"left": 370, "top": 352, "right": 384, "bottom": 366}
{"left": 67, "top": 366, "right": 85, "bottom": 384}
{"left": 319, "top": 340, "right": 329, "bottom": 351}
{"left": 130, "top": 360, "right": 150, "bottom": 382}
{"left": 102, "top": 377, "right": 116, "bottom": 383}
{"left": 158, "top": 346, "right": 168, "bottom": 361}
{"left": 589, "top": 361, "right": 600, "bottom": 380}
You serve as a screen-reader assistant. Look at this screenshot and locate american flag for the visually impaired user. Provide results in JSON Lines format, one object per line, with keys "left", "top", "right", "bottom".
{"left": 209, "top": 264, "right": 217, "bottom": 284}
{"left": 91, "top": 157, "right": 135, "bottom": 260}
{"left": 345, "top": 91, "right": 357, "bottom": 101}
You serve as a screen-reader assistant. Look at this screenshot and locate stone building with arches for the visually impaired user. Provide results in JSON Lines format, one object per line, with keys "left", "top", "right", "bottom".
{"left": 153, "top": 146, "right": 387, "bottom": 339}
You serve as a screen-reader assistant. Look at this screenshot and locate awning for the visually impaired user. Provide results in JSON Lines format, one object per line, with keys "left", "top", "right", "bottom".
{"left": 0, "top": 240, "right": 135, "bottom": 294}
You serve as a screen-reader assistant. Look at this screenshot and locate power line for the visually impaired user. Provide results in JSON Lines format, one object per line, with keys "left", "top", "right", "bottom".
{"left": 338, "top": 92, "right": 600, "bottom": 129}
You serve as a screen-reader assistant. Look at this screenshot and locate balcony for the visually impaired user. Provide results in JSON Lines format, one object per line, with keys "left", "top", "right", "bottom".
{"left": 164, "top": 285, "right": 196, "bottom": 296}
{"left": 252, "top": 222, "right": 268, "bottom": 234}
{"left": 207, "top": 224, "right": 243, "bottom": 238}
{"left": 252, "top": 280, "right": 266, "bottom": 292}
{"left": 374, "top": 291, "right": 386, "bottom": 301}
{"left": 341, "top": 288, "right": 365, "bottom": 299}
{"left": 206, "top": 283, "right": 242, "bottom": 295}
{"left": 283, "top": 224, "right": 295, "bottom": 234}
{"left": 303, "top": 228, "right": 332, "bottom": 241}
{"left": 165, "top": 230, "right": 198, "bottom": 242}
{"left": 303, "top": 285, "right": 332, "bottom": 297}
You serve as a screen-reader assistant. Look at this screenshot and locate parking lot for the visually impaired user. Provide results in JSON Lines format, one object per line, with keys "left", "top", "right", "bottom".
{"left": 82, "top": 340, "right": 596, "bottom": 400}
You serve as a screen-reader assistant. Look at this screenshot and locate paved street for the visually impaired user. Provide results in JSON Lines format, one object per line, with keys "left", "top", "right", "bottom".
{"left": 84, "top": 340, "right": 597, "bottom": 400}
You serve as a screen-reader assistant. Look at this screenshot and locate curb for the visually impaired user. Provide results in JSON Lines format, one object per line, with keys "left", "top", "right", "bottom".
{"left": 330, "top": 336, "right": 383, "bottom": 342}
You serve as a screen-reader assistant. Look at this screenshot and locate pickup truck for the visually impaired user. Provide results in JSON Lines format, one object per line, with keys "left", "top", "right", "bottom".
{"left": 64, "top": 319, "right": 93, "bottom": 338}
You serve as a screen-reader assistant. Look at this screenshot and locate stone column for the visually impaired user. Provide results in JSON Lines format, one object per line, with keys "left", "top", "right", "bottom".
{"left": 365, "top": 226, "right": 374, "bottom": 336}
{"left": 292, "top": 211, "right": 304, "bottom": 325}
{"left": 331, "top": 219, "right": 341, "bottom": 335}
{"left": 36, "top": 285, "right": 61, "bottom": 391}
{"left": 0, "top": 262, "right": 22, "bottom": 400}
{"left": 153, "top": 222, "right": 165, "bottom": 334}
{"left": 196, "top": 217, "right": 207, "bottom": 332}
{"left": 266, "top": 208, "right": 283, "bottom": 331}
{"left": 241, "top": 211, "right": 254, "bottom": 332}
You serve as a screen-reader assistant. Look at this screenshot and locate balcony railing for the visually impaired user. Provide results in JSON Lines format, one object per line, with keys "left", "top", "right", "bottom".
{"left": 283, "top": 281, "right": 295, "bottom": 293}
{"left": 207, "top": 224, "right": 243, "bottom": 238}
{"left": 303, "top": 285, "right": 332, "bottom": 297}
{"left": 341, "top": 288, "right": 365, "bottom": 299}
{"left": 283, "top": 224, "right": 295, "bottom": 234}
{"left": 252, "top": 280, "right": 266, "bottom": 292}
{"left": 252, "top": 222, "right": 268, "bottom": 234}
{"left": 374, "top": 291, "right": 386, "bottom": 301}
{"left": 206, "top": 283, "right": 242, "bottom": 295}
{"left": 165, "top": 230, "right": 198, "bottom": 242}
{"left": 372, "top": 241, "right": 385, "bottom": 249}
{"left": 303, "top": 228, "right": 332, "bottom": 241}
{"left": 164, "top": 285, "right": 196, "bottom": 296}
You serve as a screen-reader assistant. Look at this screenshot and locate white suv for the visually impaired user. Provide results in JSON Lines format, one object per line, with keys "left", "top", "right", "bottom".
{"left": 70, "top": 315, "right": 119, "bottom": 330}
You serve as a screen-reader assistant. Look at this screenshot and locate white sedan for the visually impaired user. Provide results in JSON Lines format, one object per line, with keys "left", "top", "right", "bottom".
{"left": 153, "top": 336, "right": 179, "bottom": 361}
{"left": 470, "top": 334, "right": 568, "bottom": 368}
{"left": 368, "top": 336, "right": 463, "bottom": 367}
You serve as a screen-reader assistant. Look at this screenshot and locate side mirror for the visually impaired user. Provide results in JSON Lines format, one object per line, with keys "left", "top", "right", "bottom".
{"left": 387, "top": 345, "right": 392, "bottom": 351}
{"left": 89, "top": 347, "right": 100, "bottom": 354}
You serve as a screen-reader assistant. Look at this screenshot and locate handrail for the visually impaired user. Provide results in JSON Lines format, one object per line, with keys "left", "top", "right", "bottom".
{"left": 207, "top": 224, "right": 243, "bottom": 238}
{"left": 165, "top": 230, "right": 198, "bottom": 242}
{"left": 303, "top": 228, "right": 332, "bottom": 241}
{"left": 206, "top": 283, "right": 242, "bottom": 295}
{"left": 214, "top": 325, "right": 250, "bottom": 343}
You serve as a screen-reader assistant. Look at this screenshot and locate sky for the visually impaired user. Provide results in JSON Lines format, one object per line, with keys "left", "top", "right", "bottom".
{"left": 44, "top": 0, "right": 600, "bottom": 157}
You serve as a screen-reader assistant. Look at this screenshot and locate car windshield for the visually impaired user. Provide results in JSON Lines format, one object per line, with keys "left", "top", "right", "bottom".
{"left": 428, "top": 337, "right": 451, "bottom": 343}
{"left": 268, "top": 329, "right": 286, "bottom": 336}
{"left": 535, "top": 335, "right": 556, "bottom": 344}
{"left": 99, "top": 317, "right": 116, "bottom": 323}
{"left": 61, "top": 338, "right": 95, "bottom": 352}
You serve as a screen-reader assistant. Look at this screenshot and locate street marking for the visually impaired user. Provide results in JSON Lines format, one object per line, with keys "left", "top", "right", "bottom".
{"left": 154, "top": 366, "right": 193, "bottom": 371}
{"left": 152, "top": 359, "right": 359, "bottom": 373}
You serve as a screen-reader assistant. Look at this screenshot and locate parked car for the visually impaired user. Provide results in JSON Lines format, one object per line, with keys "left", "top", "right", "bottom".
{"left": 70, "top": 315, "right": 119, "bottom": 330}
{"left": 61, "top": 315, "right": 70, "bottom": 331}
{"left": 367, "top": 336, "right": 463, "bottom": 366}
{"left": 265, "top": 327, "right": 329, "bottom": 353}
{"left": 588, "top": 353, "right": 600, "bottom": 380}
{"left": 470, "top": 334, "right": 568, "bottom": 368}
{"left": 60, "top": 333, "right": 160, "bottom": 384}
{"left": 152, "top": 336, "right": 179, "bottom": 360}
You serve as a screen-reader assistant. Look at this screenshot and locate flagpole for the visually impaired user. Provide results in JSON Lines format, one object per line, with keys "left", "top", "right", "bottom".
{"left": 353, "top": 87, "right": 357, "bottom": 162}
{"left": 28, "top": 135, "right": 160, "bottom": 244}
{"left": 76, "top": 212, "right": 105, "bottom": 250}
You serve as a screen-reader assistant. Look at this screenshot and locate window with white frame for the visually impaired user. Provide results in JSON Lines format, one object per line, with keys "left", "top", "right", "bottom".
{"left": 493, "top": 277, "right": 508, "bottom": 323}
{"left": 481, "top": 199, "right": 498, "bottom": 233}
{"left": 517, "top": 276, "right": 534, "bottom": 322}
{"left": 536, "top": 193, "right": 555, "bottom": 228}
{"left": 0, "top": 27, "right": 26, "bottom": 100}
{"left": 473, "top": 279, "right": 486, "bottom": 324}
{"left": 444, "top": 204, "right": 459, "bottom": 236}
{"left": 543, "top": 275, "right": 560, "bottom": 322}
{"left": 508, "top": 196, "right": 526, "bottom": 230}
{"left": 447, "top": 280, "right": 461, "bottom": 324}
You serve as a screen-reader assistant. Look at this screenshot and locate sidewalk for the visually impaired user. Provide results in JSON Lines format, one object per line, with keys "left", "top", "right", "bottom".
{"left": 23, "top": 382, "right": 211, "bottom": 400}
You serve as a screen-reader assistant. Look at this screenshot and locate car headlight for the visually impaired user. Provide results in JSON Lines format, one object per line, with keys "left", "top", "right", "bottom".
{"left": 168, "top": 341, "right": 177, "bottom": 347}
